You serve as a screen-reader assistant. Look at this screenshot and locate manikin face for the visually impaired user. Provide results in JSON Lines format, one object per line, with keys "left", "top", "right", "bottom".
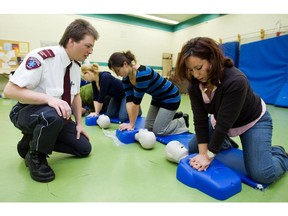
{"left": 165, "top": 141, "right": 188, "bottom": 163}
{"left": 185, "top": 56, "right": 210, "bottom": 83}
{"left": 67, "top": 34, "right": 95, "bottom": 62}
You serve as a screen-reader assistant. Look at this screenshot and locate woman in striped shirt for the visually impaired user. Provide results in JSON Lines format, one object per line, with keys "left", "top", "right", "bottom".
{"left": 108, "top": 51, "right": 189, "bottom": 136}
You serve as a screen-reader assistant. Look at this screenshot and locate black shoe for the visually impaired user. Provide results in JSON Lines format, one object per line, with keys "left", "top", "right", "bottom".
{"left": 183, "top": 113, "right": 189, "bottom": 128}
{"left": 17, "top": 133, "right": 33, "bottom": 158}
{"left": 173, "top": 111, "right": 183, "bottom": 119}
{"left": 25, "top": 151, "right": 55, "bottom": 183}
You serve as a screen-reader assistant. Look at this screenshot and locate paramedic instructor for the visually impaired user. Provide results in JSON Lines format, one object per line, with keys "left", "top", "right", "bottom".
{"left": 3, "top": 18, "right": 99, "bottom": 182}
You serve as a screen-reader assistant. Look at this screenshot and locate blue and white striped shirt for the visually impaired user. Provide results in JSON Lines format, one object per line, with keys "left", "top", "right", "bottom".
{"left": 122, "top": 65, "right": 180, "bottom": 110}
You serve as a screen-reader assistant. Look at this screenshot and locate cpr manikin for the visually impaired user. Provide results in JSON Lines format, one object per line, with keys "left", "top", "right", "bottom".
{"left": 165, "top": 140, "right": 189, "bottom": 163}
{"left": 135, "top": 129, "right": 156, "bottom": 149}
{"left": 97, "top": 114, "right": 111, "bottom": 129}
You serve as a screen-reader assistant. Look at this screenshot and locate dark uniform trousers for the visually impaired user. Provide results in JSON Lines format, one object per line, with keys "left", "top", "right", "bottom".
{"left": 9, "top": 102, "right": 92, "bottom": 156}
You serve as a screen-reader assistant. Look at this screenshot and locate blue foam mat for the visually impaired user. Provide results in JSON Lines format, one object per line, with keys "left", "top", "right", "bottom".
{"left": 156, "top": 132, "right": 269, "bottom": 190}
{"left": 239, "top": 35, "right": 288, "bottom": 106}
{"left": 114, "top": 117, "right": 146, "bottom": 144}
{"left": 177, "top": 154, "right": 242, "bottom": 200}
{"left": 85, "top": 115, "right": 98, "bottom": 126}
{"left": 116, "top": 129, "right": 139, "bottom": 144}
{"left": 156, "top": 132, "right": 193, "bottom": 149}
{"left": 85, "top": 115, "right": 123, "bottom": 126}
{"left": 221, "top": 41, "right": 240, "bottom": 68}
{"left": 85, "top": 116, "right": 146, "bottom": 128}
{"left": 275, "top": 83, "right": 288, "bottom": 108}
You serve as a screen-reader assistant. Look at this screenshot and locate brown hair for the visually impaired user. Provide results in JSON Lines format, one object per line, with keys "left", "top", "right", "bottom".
{"left": 81, "top": 63, "right": 100, "bottom": 90}
{"left": 59, "top": 19, "right": 99, "bottom": 48}
{"left": 175, "top": 37, "right": 233, "bottom": 86}
{"left": 108, "top": 51, "right": 136, "bottom": 69}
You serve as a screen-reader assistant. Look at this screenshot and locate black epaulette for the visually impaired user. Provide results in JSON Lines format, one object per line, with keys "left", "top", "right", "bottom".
{"left": 74, "top": 61, "right": 81, "bottom": 67}
{"left": 38, "top": 49, "right": 55, "bottom": 59}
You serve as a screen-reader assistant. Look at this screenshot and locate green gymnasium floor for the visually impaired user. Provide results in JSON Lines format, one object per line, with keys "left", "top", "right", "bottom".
{"left": 0, "top": 94, "right": 288, "bottom": 202}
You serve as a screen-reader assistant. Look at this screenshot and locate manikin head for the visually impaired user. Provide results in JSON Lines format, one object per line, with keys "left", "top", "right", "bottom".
{"left": 135, "top": 129, "right": 156, "bottom": 150}
{"left": 165, "top": 140, "right": 188, "bottom": 163}
{"left": 97, "top": 114, "right": 111, "bottom": 129}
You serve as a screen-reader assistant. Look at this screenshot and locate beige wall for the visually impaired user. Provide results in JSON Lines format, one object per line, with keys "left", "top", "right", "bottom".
{"left": 0, "top": 14, "right": 173, "bottom": 73}
{"left": 0, "top": 14, "right": 288, "bottom": 81}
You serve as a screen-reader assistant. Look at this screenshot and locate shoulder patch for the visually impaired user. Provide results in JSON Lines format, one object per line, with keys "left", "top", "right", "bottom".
{"left": 26, "top": 57, "right": 41, "bottom": 70}
{"left": 38, "top": 49, "right": 55, "bottom": 59}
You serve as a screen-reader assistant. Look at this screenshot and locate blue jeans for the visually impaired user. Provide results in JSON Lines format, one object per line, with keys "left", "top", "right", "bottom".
{"left": 189, "top": 111, "right": 288, "bottom": 184}
{"left": 106, "top": 97, "right": 128, "bottom": 122}
{"left": 106, "top": 97, "right": 142, "bottom": 123}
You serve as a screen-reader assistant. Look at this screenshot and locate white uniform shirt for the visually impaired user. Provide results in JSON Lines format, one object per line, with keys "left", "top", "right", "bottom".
{"left": 10, "top": 45, "right": 81, "bottom": 104}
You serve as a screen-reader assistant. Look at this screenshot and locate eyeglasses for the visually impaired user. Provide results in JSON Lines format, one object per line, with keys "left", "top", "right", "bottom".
{"left": 85, "top": 44, "right": 94, "bottom": 51}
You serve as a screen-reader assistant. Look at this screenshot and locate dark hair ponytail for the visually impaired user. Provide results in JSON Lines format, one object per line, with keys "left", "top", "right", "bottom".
{"left": 108, "top": 50, "right": 136, "bottom": 69}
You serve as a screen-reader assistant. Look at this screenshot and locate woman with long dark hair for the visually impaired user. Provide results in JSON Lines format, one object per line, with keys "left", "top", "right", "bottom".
{"left": 175, "top": 37, "right": 288, "bottom": 184}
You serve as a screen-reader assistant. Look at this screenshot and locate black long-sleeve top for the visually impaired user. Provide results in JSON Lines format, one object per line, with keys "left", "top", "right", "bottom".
{"left": 188, "top": 66, "right": 262, "bottom": 153}
{"left": 92, "top": 72, "right": 125, "bottom": 103}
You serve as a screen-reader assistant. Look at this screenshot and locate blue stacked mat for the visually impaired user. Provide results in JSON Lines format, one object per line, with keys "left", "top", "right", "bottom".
{"left": 157, "top": 132, "right": 269, "bottom": 192}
